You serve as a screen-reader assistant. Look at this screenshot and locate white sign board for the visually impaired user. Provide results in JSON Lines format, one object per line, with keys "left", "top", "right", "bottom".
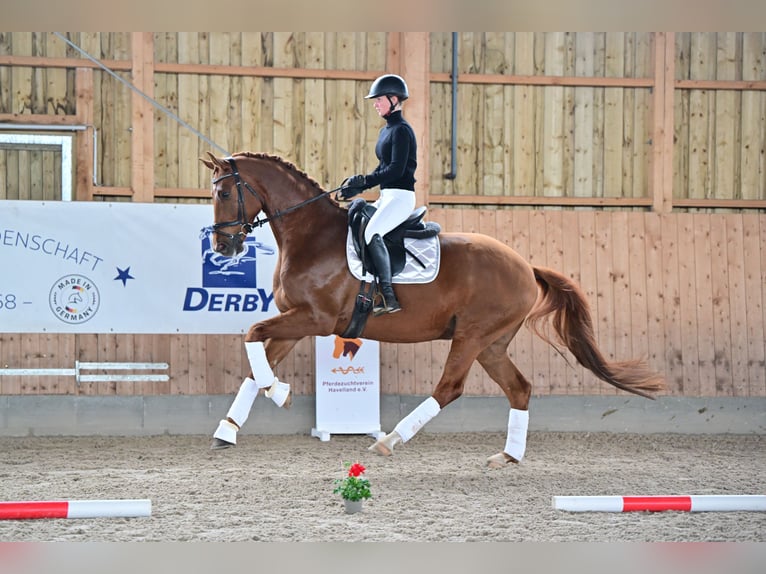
{"left": 311, "top": 335, "right": 383, "bottom": 441}
{"left": 0, "top": 201, "right": 278, "bottom": 334}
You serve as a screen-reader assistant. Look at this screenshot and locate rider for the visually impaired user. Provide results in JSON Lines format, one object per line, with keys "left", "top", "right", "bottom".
{"left": 341, "top": 73, "right": 417, "bottom": 315}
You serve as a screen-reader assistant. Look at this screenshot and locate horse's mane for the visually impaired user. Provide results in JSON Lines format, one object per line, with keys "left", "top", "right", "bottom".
{"left": 232, "top": 151, "right": 327, "bottom": 194}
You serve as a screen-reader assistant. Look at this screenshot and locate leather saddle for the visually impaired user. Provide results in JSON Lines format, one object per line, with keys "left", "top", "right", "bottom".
{"left": 346, "top": 198, "right": 441, "bottom": 277}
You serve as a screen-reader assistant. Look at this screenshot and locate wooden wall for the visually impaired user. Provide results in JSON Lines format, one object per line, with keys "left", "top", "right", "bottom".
{"left": 1, "top": 32, "right": 765, "bottom": 399}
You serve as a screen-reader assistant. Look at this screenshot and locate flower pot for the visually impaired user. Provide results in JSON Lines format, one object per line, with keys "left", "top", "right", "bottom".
{"left": 344, "top": 499, "right": 363, "bottom": 514}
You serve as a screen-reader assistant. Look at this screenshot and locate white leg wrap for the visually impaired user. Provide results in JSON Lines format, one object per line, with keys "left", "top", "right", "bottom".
{"left": 245, "top": 341, "right": 278, "bottom": 388}
{"left": 224, "top": 377, "right": 259, "bottom": 428}
{"left": 265, "top": 380, "right": 290, "bottom": 407}
{"left": 393, "top": 397, "right": 441, "bottom": 443}
{"left": 503, "top": 408, "right": 529, "bottom": 462}
{"left": 213, "top": 419, "right": 239, "bottom": 444}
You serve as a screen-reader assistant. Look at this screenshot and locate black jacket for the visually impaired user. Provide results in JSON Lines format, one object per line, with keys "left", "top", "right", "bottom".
{"left": 363, "top": 111, "right": 417, "bottom": 191}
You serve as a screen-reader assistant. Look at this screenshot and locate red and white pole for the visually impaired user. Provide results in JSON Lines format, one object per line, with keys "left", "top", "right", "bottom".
{"left": 553, "top": 495, "right": 766, "bottom": 512}
{"left": 0, "top": 499, "right": 151, "bottom": 520}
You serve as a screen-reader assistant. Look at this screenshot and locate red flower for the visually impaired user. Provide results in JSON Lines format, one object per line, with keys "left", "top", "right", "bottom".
{"left": 348, "top": 462, "right": 365, "bottom": 477}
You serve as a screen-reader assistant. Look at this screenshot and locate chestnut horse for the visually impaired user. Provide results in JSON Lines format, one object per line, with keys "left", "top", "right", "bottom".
{"left": 202, "top": 152, "right": 665, "bottom": 468}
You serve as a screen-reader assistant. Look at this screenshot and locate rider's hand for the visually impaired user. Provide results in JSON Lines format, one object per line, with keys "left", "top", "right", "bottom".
{"left": 340, "top": 174, "right": 367, "bottom": 199}
{"left": 346, "top": 174, "right": 367, "bottom": 189}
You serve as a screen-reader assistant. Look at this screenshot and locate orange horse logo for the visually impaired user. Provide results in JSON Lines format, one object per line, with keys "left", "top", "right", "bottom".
{"left": 332, "top": 336, "right": 363, "bottom": 361}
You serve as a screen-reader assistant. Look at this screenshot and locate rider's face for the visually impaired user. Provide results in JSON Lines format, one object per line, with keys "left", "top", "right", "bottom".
{"left": 372, "top": 95, "right": 396, "bottom": 117}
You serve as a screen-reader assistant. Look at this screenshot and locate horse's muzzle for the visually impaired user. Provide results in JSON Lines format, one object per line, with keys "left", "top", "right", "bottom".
{"left": 215, "top": 239, "right": 242, "bottom": 257}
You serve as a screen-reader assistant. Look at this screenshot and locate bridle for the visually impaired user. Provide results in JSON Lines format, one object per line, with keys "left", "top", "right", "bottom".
{"left": 205, "top": 156, "right": 341, "bottom": 249}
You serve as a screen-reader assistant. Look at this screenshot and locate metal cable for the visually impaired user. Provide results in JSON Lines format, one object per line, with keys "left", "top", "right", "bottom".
{"left": 53, "top": 32, "right": 230, "bottom": 156}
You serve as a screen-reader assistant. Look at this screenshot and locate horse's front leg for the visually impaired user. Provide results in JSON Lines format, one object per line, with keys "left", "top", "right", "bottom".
{"left": 245, "top": 306, "right": 338, "bottom": 342}
{"left": 211, "top": 337, "right": 301, "bottom": 450}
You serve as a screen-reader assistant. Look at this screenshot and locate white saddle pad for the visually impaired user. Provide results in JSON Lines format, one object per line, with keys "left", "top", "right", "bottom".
{"left": 346, "top": 231, "right": 440, "bottom": 284}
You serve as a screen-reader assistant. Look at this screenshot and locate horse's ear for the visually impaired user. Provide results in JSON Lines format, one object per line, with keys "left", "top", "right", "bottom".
{"left": 200, "top": 151, "right": 217, "bottom": 171}
{"left": 201, "top": 151, "right": 227, "bottom": 171}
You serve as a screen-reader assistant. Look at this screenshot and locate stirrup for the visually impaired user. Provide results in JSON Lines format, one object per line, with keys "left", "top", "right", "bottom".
{"left": 372, "top": 291, "right": 401, "bottom": 316}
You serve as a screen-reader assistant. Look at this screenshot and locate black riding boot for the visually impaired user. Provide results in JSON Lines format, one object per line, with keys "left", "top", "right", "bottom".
{"left": 367, "top": 234, "right": 401, "bottom": 315}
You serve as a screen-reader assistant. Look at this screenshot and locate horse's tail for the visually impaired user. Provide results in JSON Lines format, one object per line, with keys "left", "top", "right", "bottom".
{"left": 526, "top": 266, "right": 666, "bottom": 399}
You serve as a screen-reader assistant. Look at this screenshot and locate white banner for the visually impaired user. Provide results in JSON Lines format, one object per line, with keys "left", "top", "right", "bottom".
{"left": 0, "top": 201, "right": 278, "bottom": 334}
{"left": 311, "top": 335, "right": 382, "bottom": 441}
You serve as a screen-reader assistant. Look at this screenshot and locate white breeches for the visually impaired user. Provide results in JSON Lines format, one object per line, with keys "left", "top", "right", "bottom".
{"left": 364, "top": 188, "right": 415, "bottom": 244}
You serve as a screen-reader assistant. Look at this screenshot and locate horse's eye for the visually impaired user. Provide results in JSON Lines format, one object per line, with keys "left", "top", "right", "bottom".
{"left": 219, "top": 189, "right": 231, "bottom": 200}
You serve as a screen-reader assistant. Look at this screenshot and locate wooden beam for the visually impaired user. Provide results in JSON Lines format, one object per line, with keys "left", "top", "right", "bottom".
{"left": 74, "top": 68, "right": 94, "bottom": 201}
{"left": 430, "top": 72, "right": 655, "bottom": 88}
{"left": 0, "top": 113, "right": 79, "bottom": 125}
{"left": 429, "top": 194, "right": 654, "bottom": 207}
{"left": 0, "top": 55, "right": 131, "bottom": 71}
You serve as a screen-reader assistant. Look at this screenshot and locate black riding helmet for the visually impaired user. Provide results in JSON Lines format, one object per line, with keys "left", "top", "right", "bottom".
{"left": 365, "top": 74, "right": 409, "bottom": 116}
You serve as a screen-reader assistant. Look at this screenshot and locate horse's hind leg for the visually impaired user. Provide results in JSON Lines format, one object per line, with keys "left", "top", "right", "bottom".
{"left": 211, "top": 337, "right": 301, "bottom": 450}
{"left": 369, "top": 336, "right": 482, "bottom": 457}
{"left": 475, "top": 333, "right": 533, "bottom": 469}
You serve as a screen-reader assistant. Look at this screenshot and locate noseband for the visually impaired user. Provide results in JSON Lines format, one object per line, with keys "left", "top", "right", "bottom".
{"left": 205, "top": 156, "right": 337, "bottom": 249}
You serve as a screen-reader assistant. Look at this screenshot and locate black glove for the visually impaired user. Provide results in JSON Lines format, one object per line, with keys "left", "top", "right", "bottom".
{"left": 347, "top": 174, "right": 366, "bottom": 189}
{"left": 340, "top": 174, "right": 367, "bottom": 199}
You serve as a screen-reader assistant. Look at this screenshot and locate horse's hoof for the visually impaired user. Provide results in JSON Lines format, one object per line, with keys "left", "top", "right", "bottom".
{"left": 210, "top": 438, "right": 235, "bottom": 450}
{"left": 368, "top": 440, "right": 393, "bottom": 457}
{"left": 486, "top": 452, "right": 518, "bottom": 469}
{"left": 281, "top": 390, "right": 292, "bottom": 410}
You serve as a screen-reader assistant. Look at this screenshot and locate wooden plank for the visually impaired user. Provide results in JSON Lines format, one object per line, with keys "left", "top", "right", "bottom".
{"left": 708, "top": 215, "right": 733, "bottom": 395}
{"left": 713, "top": 33, "right": 738, "bottom": 201}
{"left": 740, "top": 34, "right": 765, "bottom": 201}
{"left": 742, "top": 214, "right": 765, "bottom": 396}
{"left": 642, "top": 213, "right": 666, "bottom": 378}
{"left": 0, "top": 333, "right": 24, "bottom": 395}
{"left": 169, "top": 334, "right": 190, "bottom": 395}
{"left": 659, "top": 214, "right": 684, "bottom": 393}
{"left": 627, "top": 213, "right": 650, "bottom": 365}
{"left": 205, "top": 334, "right": 225, "bottom": 395}
{"left": 187, "top": 335, "right": 207, "bottom": 395}
{"left": 380, "top": 341, "right": 399, "bottom": 396}
{"left": 692, "top": 214, "right": 717, "bottom": 396}
{"left": 676, "top": 213, "right": 700, "bottom": 396}
{"left": 542, "top": 33, "right": 565, "bottom": 199}
{"left": 74, "top": 67, "right": 94, "bottom": 200}
{"left": 513, "top": 33, "right": 536, "bottom": 196}
{"left": 153, "top": 34, "right": 169, "bottom": 189}
{"left": 177, "top": 33, "right": 202, "bottom": 188}
{"left": 130, "top": 32, "right": 155, "bottom": 202}
{"left": 303, "top": 33, "right": 326, "bottom": 183}
{"left": 759, "top": 213, "right": 766, "bottom": 396}
{"left": 574, "top": 33, "right": 595, "bottom": 198}
{"left": 723, "top": 215, "right": 749, "bottom": 396}
{"left": 603, "top": 33, "right": 625, "bottom": 198}
{"left": 206, "top": 33, "right": 231, "bottom": 159}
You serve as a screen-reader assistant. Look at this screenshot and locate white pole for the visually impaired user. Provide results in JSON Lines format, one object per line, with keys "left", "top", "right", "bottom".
{"left": 552, "top": 495, "right": 766, "bottom": 512}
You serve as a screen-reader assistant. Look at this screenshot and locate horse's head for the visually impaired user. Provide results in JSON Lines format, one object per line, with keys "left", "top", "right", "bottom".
{"left": 201, "top": 152, "right": 266, "bottom": 257}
